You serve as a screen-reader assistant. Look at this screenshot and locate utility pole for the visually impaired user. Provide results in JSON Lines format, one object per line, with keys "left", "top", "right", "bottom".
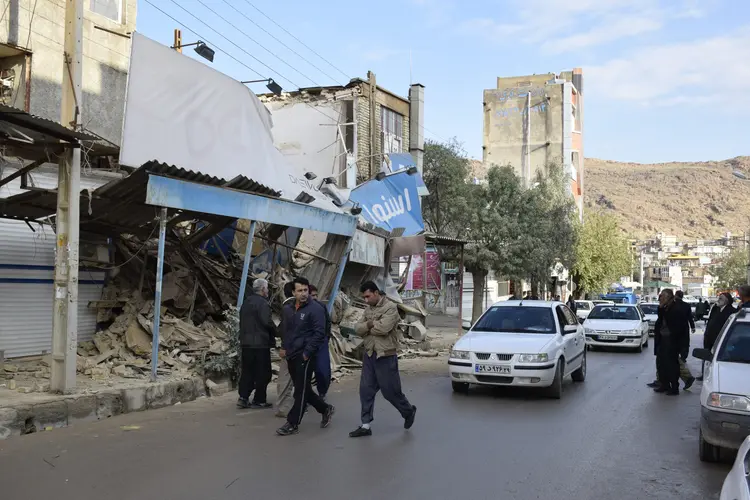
{"left": 173, "top": 29, "right": 182, "bottom": 53}
{"left": 51, "top": 0, "right": 83, "bottom": 393}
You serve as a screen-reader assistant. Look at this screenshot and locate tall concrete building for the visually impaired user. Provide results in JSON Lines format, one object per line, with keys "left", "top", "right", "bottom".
{"left": 483, "top": 69, "right": 584, "bottom": 215}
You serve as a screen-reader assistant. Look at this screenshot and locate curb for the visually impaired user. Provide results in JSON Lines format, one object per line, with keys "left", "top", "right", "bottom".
{"left": 0, "top": 377, "right": 208, "bottom": 440}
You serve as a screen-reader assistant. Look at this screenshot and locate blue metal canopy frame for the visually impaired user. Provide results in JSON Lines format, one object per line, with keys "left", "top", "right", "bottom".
{"left": 143, "top": 174, "right": 358, "bottom": 380}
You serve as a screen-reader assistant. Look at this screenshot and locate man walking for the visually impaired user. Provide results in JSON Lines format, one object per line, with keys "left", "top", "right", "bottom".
{"left": 274, "top": 283, "right": 296, "bottom": 418}
{"left": 738, "top": 285, "right": 750, "bottom": 310}
{"left": 349, "top": 281, "right": 417, "bottom": 438}
{"left": 276, "top": 277, "right": 334, "bottom": 436}
{"left": 566, "top": 294, "right": 577, "bottom": 313}
{"left": 675, "top": 290, "right": 696, "bottom": 389}
{"left": 237, "top": 278, "right": 276, "bottom": 409}
{"left": 309, "top": 284, "right": 332, "bottom": 402}
{"left": 698, "top": 292, "right": 734, "bottom": 381}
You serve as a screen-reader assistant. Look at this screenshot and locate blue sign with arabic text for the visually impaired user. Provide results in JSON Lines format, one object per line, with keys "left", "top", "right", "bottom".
{"left": 349, "top": 171, "right": 424, "bottom": 236}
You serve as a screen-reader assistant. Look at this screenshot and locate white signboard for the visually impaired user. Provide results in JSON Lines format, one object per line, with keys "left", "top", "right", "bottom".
{"left": 350, "top": 229, "right": 385, "bottom": 267}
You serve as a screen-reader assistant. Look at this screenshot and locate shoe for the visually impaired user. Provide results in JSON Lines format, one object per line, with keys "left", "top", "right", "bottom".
{"left": 646, "top": 381, "right": 660, "bottom": 388}
{"left": 683, "top": 377, "right": 695, "bottom": 390}
{"left": 250, "top": 402, "right": 273, "bottom": 409}
{"left": 236, "top": 398, "right": 250, "bottom": 409}
{"left": 404, "top": 405, "right": 417, "bottom": 430}
{"left": 321, "top": 405, "right": 335, "bottom": 428}
{"left": 666, "top": 390, "right": 679, "bottom": 396}
{"left": 276, "top": 423, "right": 299, "bottom": 436}
{"left": 696, "top": 376, "right": 704, "bottom": 382}
{"left": 274, "top": 410, "right": 287, "bottom": 418}
{"left": 653, "top": 385, "right": 668, "bottom": 393}
{"left": 349, "top": 426, "right": 372, "bottom": 438}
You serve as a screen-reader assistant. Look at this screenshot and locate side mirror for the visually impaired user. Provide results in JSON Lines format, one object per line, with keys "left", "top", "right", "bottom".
{"left": 563, "top": 325, "right": 578, "bottom": 334}
{"left": 692, "top": 348, "right": 712, "bottom": 362}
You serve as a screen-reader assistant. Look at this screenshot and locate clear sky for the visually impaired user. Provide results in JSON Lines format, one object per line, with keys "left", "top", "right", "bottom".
{"left": 136, "top": 0, "right": 750, "bottom": 163}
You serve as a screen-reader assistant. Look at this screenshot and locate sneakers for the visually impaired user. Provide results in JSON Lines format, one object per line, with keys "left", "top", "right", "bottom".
{"left": 349, "top": 426, "right": 373, "bottom": 438}
{"left": 404, "top": 405, "right": 417, "bottom": 430}
{"left": 249, "top": 402, "right": 273, "bottom": 409}
{"left": 683, "top": 376, "right": 695, "bottom": 390}
{"left": 276, "top": 423, "right": 299, "bottom": 436}
{"left": 274, "top": 410, "right": 287, "bottom": 419}
{"left": 653, "top": 385, "right": 668, "bottom": 393}
{"left": 321, "top": 405, "right": 335, "bottom": 428}
{"left": 236, "top": 398, "right": 250, "bottom": 409}
{"left": 646, "top": 380, "right": 660, "bottom": 388}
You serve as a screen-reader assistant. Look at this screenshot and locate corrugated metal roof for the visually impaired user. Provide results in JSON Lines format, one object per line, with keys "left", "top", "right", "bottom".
{"left": 0, "top": 104, "right": 97, "bottom": 142}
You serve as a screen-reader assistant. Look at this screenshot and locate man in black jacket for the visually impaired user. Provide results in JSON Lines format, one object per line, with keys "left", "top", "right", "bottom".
{"left": 675, "top": 290, "right": 696, "bottom": 389}
{"left": 653, "top": 289, "right": 691, "bottom": 395}
{"left": 238, "top": 278, "right": 277, "bottom": 409}
{"left": 698, "top": 293, "right": 735, "bottom": 380}
{"left": 276, "top": 277, "right": 335, "bottom": 436}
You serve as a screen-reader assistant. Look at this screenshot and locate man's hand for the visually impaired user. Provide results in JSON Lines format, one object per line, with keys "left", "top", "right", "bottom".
{"left": 303, "top": 353, "right": 309, "bottom": 361}
{"left": 279, "top": 349, "right": 286, "bottom": 359}
{"left": 367, "top": 320, "right": 374, "bottom": 330}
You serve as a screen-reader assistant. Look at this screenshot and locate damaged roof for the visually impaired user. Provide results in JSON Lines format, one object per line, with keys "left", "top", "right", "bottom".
{"left": 0, "top": 104, "right": 97, "bottom": 143}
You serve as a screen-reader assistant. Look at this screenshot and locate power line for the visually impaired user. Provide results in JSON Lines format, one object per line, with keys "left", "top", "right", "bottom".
{"left": 143, "top": 0, "right": 264, "bottom": 79}
{"left": 220, "top": 0, "right": 343, "bottom": 85}
{"left": 241, "top": 0, "right": 350, "bottom": 81}
{"left": 195, "top": 0, "right": 319, "bottom": 87}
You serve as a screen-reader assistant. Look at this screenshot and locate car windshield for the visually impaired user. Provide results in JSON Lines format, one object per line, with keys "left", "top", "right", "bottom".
{"left": 717, "top": 322, "right": 750, "bottom": 364}
{"left": 575, "top": 302, "right": 591, "bottom": 310}
{"left": 472, "top": 306, "right": 556, "bottom": 334}
{"left": 640, "top": 304, "right": 658, "bottom": 314}
{"left": 587, "top": 306, "right": 640, "bottom": 321}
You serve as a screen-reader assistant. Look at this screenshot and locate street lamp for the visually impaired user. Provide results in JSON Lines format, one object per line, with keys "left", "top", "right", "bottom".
{"left": 171, "top": 40, "right": 215, "bottom": 62}
{"left": 241, "top": 78, "right": 283, "bottom": 96}
{"left": 732, "top": 170, "right": 750, "bottom": 284}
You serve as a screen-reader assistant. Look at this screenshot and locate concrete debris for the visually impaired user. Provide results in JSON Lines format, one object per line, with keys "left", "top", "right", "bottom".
{"left": 3, "top": 364, "right": 18, "bottom": 373}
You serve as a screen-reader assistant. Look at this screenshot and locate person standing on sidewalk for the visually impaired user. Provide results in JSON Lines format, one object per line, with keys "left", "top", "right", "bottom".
{"left": 349, "top": 281, "right": 417, "bottom": 438}
{"left": 698, "top": 292, "right": 734, "bottom": 381}
{"left": 309, "top": 285, "right": 332, "bottom": 402}
{"left": 237, "top": 278, "right": 277, "bottom": 409}
{"left": 274, "top": 283, "right": 296, "bottom": 418}
{"left": 566, "top": 295, "right": 577, "bottom": 313}
{"left": 653, "top": 289, "right": 689, "bottom": 395}
{"left": 675, "top": 290, "right": 696, "bottom": 389}
{"left": 276, "top": 277, "right": 334, "bottom": 436}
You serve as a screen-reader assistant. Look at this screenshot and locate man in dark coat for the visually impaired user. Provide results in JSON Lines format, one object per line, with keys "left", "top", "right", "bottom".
{"left": 309, "top": 285, "right": 332, "bottom": 402}
{"left": 738, "top": 285, "right": 750, "bottom": 311}
{"left": 237, "top": 278, "right": 277, "bottom": 409}
{"left": 276, "top": 277, "right": 335, "bottom": 436}
{"left": 653, "top": 289, "right": 691, "bottom": 395}
{"left": 566, "top": 295, "right": 577, "bottom": 313}
{"left": 675, "top": 290, "right": 696, "bottom": 389}
{"left": 698, "top": 292, "right": 735, "bottom": 381}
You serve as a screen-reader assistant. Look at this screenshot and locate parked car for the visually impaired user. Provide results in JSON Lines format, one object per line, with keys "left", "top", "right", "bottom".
{"left": 719, "top": 434, "right": 750, "bottom": 500}
{"left": 575, "top": 300, "right": 595, "bottom": 322}
{"left": 592, "top": 300, "right": 614, "bottom": 306}
{"left": 639, "top": 303, "right": 659, "bottom": 336}
{"left": 448, "top": 300, "right": 586, "bottom": 399}
{"left": 693, "top": 310, "right": 750, "bottom": 462}
{"left": 583, "top": 304, "right": 650, "bottom": 352}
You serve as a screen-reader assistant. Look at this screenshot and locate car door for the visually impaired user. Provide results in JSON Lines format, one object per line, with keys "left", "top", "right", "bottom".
{"left": 557, "top": 305, "right": 583, "bottom": 372}
{"left": 635, "top": 306, "right": 648, "bottom": 344}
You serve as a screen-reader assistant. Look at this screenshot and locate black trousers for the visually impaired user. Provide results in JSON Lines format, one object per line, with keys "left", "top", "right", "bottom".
{"left": 656, "top": 337, "right": 680, "bottom": 391}
{"left": 286, "top": 355, "right": 328, "bottom": 427}
{"left": 238, "top": 347, "right": 271, "bottom": 403}
{"left": 360, "top": 353, "right": 413, "bottom": 425}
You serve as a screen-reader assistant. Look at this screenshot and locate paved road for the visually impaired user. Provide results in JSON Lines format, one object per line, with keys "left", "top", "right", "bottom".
{"left": 0, "top": 337, "right": 731, "bottom": 500}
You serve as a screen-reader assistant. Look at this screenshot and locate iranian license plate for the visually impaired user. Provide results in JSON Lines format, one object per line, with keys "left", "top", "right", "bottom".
{"left": 599, "top": 335, "right": 618, "bottom": 340}
{"left": 474, "top": 364, "right": 511, "bottom": 374}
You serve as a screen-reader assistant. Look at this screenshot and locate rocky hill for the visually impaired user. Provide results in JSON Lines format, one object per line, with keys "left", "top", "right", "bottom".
{"left": 584, "top": 156, "right": 750, "bottom": 240}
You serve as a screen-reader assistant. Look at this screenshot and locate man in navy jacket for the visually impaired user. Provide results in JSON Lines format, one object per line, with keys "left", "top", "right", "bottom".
{"left": 276, "top": 277, "right": 335, "bottom": 436}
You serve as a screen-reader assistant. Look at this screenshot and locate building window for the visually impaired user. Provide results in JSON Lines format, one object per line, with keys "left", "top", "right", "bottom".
{"left": 381, "top": 107, "right": 403, "bottom": 154}
{"left": 89, "top": 0, "right": 122, "bottom": 23}
{"left": 572, "top": 104, "right": 581, "bottom": 132}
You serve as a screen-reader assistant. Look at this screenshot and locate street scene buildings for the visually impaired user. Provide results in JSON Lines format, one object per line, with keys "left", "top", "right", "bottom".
{"left": 0, "top": 2, "right": 748, "bottom": 500}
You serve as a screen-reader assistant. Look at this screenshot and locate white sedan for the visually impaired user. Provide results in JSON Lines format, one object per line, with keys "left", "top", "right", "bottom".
{"left": 693, "top": 310, "right": 750, "bottom": 463}
{"left": 720, "top": 435, "right": 750, "bottom": 500}
{"left": 583, "top": 304, "right": 650, "bottom": 352}
{"left": 448, "top": 300, "right": 586, "bottom": 399}
{"left": 639, "top": 303, "right": 659, "bottom": 336}
{"left": 575, "top": 300, "right": 594, "bottom": 322}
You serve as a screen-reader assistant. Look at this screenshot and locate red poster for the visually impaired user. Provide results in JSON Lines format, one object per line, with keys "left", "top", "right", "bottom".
{"left": 409, "top": 251, "right": 441, "bottom": 290}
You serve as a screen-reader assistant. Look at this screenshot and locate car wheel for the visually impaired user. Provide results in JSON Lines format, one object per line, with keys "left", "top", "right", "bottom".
{"left": 699, "top": 429, "right": 720, "bottom": 462}
{"left": 548, "top": 360, "right": 564, "bottom": 399}
{"left": 571, "top": 351, "right": 586, "bottom": 382}
{"left": 643, "top": 336, "right": 649, "bottom": 348}
{"left": 635, "top": 340, "right": 643, "bottom": 353}
{"left": 452, "top": 381, "right": 470, "bottom": 394}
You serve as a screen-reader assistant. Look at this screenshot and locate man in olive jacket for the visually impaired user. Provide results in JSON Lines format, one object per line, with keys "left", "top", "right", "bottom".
{"left": 349, "top": 281, "right": 417, "bottom": 438}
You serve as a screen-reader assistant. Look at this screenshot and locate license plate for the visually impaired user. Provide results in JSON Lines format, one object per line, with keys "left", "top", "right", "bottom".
{"left": 599, "top": 335, "right": 618, "bottom": 340}
{"left": 474, "top": 364, "right": 511, "bottom": 374}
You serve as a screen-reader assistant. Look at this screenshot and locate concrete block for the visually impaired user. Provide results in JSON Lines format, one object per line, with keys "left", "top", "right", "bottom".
{"left": 121, "top": 387, "right": 147, "bottom": 412}
{"left": 193, "top": 377, "right": 207, "bottom": 398}
{"left": 31, "top": 401, "right": 68, "bottom": 429}
{"left": 65, "top": 396, "right": 98, "bottom": 423}
{"left": 145, "top": 382, "right": 176, "bottom": 409}
{"left": 173, "top": 379, "right": 197, "bottom": 404}
{"left": 0, "top": 407, "right": 19, "bottom": 439}
{"left": 205, "top": 378, "right": 230, "bottom": 397}
{"left": 96, "top": 390, "right": 124, "bottom": 419}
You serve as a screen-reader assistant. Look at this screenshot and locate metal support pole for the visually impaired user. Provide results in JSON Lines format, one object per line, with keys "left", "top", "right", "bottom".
{"left": 327, "top": 237, "right": 354, "bottom": 314}
{"left": 422, "top": 247, "right": 428, "bottom": 308}
{"left": 151, "top": 208, "right": 168, "bottom": 381}
{"left": 51, "top": 0, "right": 83, "bottom": 394}
{"left": 458, "top": 245, "right": 464, "bottom": 332}
{"left": 237, "top": 220, "right": 257, "bottom": 308}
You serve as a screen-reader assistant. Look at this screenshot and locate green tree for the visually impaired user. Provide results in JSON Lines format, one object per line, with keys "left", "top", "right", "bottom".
{"left": 712, "top": 247, "right": 748, "bottom": 290}
{"left": 572, "top": 211, "right": 632, "bottom": 297}
{"left": 422, "top": 139, "right": 472, "bottom": 237}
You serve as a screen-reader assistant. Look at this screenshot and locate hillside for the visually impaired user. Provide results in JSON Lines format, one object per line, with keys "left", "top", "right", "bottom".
{"left": 584, "top": 156, "right": 750, "bottom": 240}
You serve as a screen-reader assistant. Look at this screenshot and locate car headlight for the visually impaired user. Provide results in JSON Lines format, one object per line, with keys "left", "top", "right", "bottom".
{"left": 517, "top": 353, "right": 549, "bottom": 363}
{"left": 708, "top": 393, "right": 750, "bottom": 412}
{"left": 628, "top": 329, "right": 641, "bottom": 335}
{"left": 584, "top": 328, "right": 595, "bottom": 334}
{"left": 450, "top": 350, "right": 470, "bottom": 360}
